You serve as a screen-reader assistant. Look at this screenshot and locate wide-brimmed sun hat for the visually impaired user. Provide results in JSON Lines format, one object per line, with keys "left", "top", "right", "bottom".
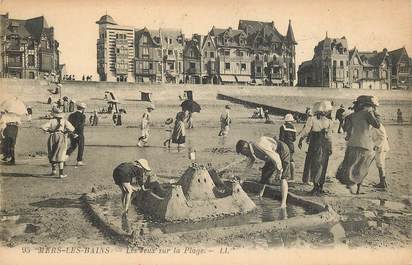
{"left": 340, "top": 104, "right": 345, "bottom": 108}
{"left": 147, "top": 104, "right": 155, "bottom": 110}
{"left": 354, "top": 95, "right": 379, "bottom": 107}
{"left": 135, "top": 159, "right": 151, "bottom": 171}
{"left": 321, "top": 100, "right": 333, "bottom": 112}
{"left": 284, "top": 113, "right": 295, "bottom": 122}
{"left": 312, "top": 102, "right": 323, "bottom": 114}
{"left": 165, "top": 118, "right": 173, "bottom": 125}
{"left": 77, "top": 102, "right": 87, "bottom": 109}
{"left": 51, "top": 106, "right": 64, "bottom": 118}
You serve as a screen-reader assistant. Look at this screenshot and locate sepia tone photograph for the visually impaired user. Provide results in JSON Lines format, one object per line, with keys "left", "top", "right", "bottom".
{"left": 0, "top": 0, "right": 411, "bottom": 264}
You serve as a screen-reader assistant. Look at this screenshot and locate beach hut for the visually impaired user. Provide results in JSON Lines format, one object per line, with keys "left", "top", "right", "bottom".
{"left": 140, "top": 91, "right": 152, "bottom": 102}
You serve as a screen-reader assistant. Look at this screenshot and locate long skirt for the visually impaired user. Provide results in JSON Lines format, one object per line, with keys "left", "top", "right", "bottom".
{"left": 171, "top": 121, "right": 185, "bottom": 144}
{"left": 336, "top": 146, "right": 374, "bottom": 186}
{"left": 47, "top": 132, "right": 68, "bottom": 163}
{"left": 302, "top": 131, "right": 331, "bottom": 186}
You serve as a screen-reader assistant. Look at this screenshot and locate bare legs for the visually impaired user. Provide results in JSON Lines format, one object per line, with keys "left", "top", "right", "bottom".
{"left": 281, "top": 179, "right": 288, "bottom": 208}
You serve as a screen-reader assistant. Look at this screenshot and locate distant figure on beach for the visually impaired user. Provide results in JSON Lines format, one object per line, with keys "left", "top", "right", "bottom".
{"left": 298, "top": 101, "right": 333, "bottom": 195}
{"left": 26, "top": 106, "right": 33, "bottom": 121}
{"left": 218, "top": 105, "right": 231, "bottom": 136}
{"left": 335, "top": 104, "right": 346, "bottom": 133}
{"left": 336, "top": 95, "right": 381, "bottom": 194}
{"left": 0, "top": 111, "right": 22, "bottom": 165}
{"left": 171, "top": 110, "right": 188, "bottom": 149}
{"left": 371, "top": 124, "right": 389, "bottom": 190}
{"left": 137, "top": 104, "right": 155, "bottom": 147}
{"left": 236, "top": 136, "right": 290, "bottom": 208}
{"left": 163, "top": 118, "right": 174, "bottom": 148}
{"left": 397, "top": 108, "right": 403, "bottom": 124}
{"left": 279, "top": 114, "right": 296, "bottom": 182}
{"left": 90, "top": 111, "right": 99, "bottom": 126}
{"left": 41, "top": 107, "right": 75, "bottom": 178}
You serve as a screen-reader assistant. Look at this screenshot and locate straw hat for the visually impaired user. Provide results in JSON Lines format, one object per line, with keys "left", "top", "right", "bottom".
{"left": 135, "top": 159, "right": 151, "bottom": 171}
{"left": 284, "top": 113, "right": 295, "bottom": 122}
{"left": 77, "top": 102, "right": 87, "bottom": 109}
{"left": 165, "top": 118, "right": 173, "bottom": 125}
{"left": 147, "top": 104, "right": 155, "bottom": 110}
{"left": 312, "top": 102, "right": 323, "bottom": 114}
{"left": 51, "top": 106, "right": 64, "bottom": 118}
{"left": 321, "top": 100, "right": 333, "bottom": 112}
{"left": 354, "top": 95, "right": 379, "bottom": 107}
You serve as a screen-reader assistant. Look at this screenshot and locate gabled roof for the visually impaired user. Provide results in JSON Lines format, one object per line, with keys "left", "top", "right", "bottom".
{"left": 298, "top": 60, "right": 312, "bottom": 71}
{"left": 135, "top": 27, "right": 161, "bottom": 46}
{"left": 201, "top": 33, "right": 217, "bottom": 50}
{"left": 238, "top": 19, "right": 285, "bottom": 45}
{"left": 5, "top": 16, "right": 51, "bottom": 41}
{"left": 210, "top": 26, "right": 245, "bottom": 38}
{"left": 160, "top": 28, "right": 184, "bottom": 49}
{"left": 358, "top": 49, "right": 390, "bottom": 67}
{"left": 388, "top": 47, "right": 408, "bottom": 65}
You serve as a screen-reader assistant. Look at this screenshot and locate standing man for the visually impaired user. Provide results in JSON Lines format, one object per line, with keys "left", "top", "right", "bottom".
{"left": 236, "top": 136, "right": 290, "bottom": 208}
{"left": 335, "top": 104, "right": 346, "bottom": 133}
{"left": 66, "top": 103, "right": 87, "bottom": 166}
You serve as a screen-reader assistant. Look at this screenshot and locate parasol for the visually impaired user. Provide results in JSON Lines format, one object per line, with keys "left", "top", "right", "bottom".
{"left": 181, "top": 100, "right": 201, "bottom": 113}
{"left": 0, "top": 97, "right": 27, "bottom": 115}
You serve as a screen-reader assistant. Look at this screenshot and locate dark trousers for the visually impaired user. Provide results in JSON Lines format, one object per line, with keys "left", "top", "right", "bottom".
{"left": 2, "top": 125, "right": 18, "bottom": 162}
{"left": 337, "top": 119, "right": 344, "bottom": 133}
{"left": 260, "top": 143, "right": 291, "bottom": 184}
{"left": 66, "top": 134, "right": 84, "bottom": 161}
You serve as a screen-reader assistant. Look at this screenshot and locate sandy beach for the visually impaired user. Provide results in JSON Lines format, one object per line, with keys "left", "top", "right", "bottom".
{"left": 1, "top": 79, "right": 412, "bottom": 249}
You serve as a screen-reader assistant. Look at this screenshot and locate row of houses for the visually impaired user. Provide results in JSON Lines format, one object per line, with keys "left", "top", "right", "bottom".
{"left": 96, "top": 15, "right": 297, "bottom": 85}
{"left": 297, "top": 34, "right": 412, "bottom": 89}
{"left": 0, "top": 13, "right": 61, "bottom": 79}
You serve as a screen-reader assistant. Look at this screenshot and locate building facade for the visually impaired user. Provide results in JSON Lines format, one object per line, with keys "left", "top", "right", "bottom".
{"left": 161, "top": 29, "right": 185, "bottom": 84}
{"left": 238, "top": 19, "right": 297, "bottom": 86}
{"left": 96, "top": 14, "right": 297, "bottom": 85}
{"left": 210, "top": 26, "right": 251, "bottom": 84}
{"left": 389, "top": 47, "right": 412, "bottom": 89}
{"left": 0, "top": 13, "right": 60, "bottom": 79}
{"left": 96, "top": 15, "right": 135, "bottom": 82}
{"left": 348, "top": 48, "right": 391, "bottom": 89}
{"left": 298, "top": 35, "right": 350, "bottom": 88}
{"left": 134, "top": 28, "right": 162, "bottom": 83}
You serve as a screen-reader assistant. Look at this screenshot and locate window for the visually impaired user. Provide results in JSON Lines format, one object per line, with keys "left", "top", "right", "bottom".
{"left": 238, "top": 51, "right": 243, "bottom": 57}
{"left": 241, "top": 63, "right": 246, "bottom": 71}
{"left": 168, "top": 62, "right": 174, "bottom": 70}
{"left": 190, "top": 62, "right": 196, "bottom": 69}
{"left": 224, "top": 50, "right": 230, "bottom": 56}
{"left": 29, "top": 72, "right": 35, "bottom": 79}
{"left": 28, "top": 40, "right": 35, "bottom": 50}
{"left": 169, "top": 39, "right": 172, "bottom": 44}
{"left": 142, "top": 47, "right": 149, "bottom": 56}
{"left": 116, "top": 48, "right": 120, "bottom": 53}
{"left": 190, "top": 51, "right": 194, "bottom": 57}
{"left": 149, "top": 63, "right": 153, "bottom": 70}
{"left": 207, "top": 42, "right": 211, "bottom": 47}
{"left": 333, "top": 60, "right": 337, "bottom": 67}
{"left": 354, "top": 69, "right": 358, "bottom": 79}
{"left": 142, "top": 35, "right": 148, "bottom": 44}
{"left": 225, "top": 63, "right": 230, "bottom": 70}
{"left": 204, "top": 51, "right": 207, "bottom": 57}
{"left": 210, "top": 52, "right": 214, "bottom": 58}
{"left": 256, "top": 54, "right": 260, "bottom": 60}
{"left": 257, "top": 66, "right": 261, "bottom": 73}
{"left": 179, "top": 62, "right": 182, "bottom": 72}
{"left": 28, "top": 55, "right": 35, "bottom": 66}
{"left": 340, "top": 61, "right": 344, "bottom": 67}
{"left": 168, "top": 50, "right": 173, "bottom": 55}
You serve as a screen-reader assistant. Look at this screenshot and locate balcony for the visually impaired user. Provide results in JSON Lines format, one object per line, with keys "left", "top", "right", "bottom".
{"left": 6, "top": 45, "right": 24, "bottom": 52}
{"left": 7, "top": 62, "right": 23, "bottom": 68}
{"left": 136, "top": 69, "right": 157, "bottom": 75}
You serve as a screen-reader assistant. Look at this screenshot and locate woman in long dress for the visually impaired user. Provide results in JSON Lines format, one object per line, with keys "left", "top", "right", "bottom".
{"left": 298, "top": 101, "right": 333, "bottom": 195}
{"left": 41, "top": 107, "right": 75, "bottom": 179}
{"left": 171, "top": 110, "right": 188, "bottom": 149}
{"left": 336, "top": 95, "right": 380, "bottom": 194}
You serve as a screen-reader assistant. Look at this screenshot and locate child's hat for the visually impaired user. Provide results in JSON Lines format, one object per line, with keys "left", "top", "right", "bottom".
{"left": 135, "top": 159, "right": 151, "bottom": 171}
{"left": 165, "top": 118, "right": 173, "bottom": 125}
{"left": 284, "top": 113, "right": 295, "bottom": 122}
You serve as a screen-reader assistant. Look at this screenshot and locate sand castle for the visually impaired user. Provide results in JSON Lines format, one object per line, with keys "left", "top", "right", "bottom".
{"left": 133, "top": 164, "right": 256, "bottom": 222}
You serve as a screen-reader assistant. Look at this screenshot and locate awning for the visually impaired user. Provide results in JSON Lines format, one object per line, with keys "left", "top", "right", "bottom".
{"left": 219, "top": 75, "right": 236, "bottom": 83}
{"left": 142, "top": 77, "right": 150, "bottom": 83}
{"left": 236, "top": 76, "right": 251, "bottom": 83}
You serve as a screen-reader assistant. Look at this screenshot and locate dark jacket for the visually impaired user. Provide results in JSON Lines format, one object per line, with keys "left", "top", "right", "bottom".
{"left": 335, "top": 108, "right": 345, "bottom": 121}
{"left": 68, "top": 111, "right": 86, "bottom": 134}
{"left": 279, "top": 123, "right": 296, "bottom": 154}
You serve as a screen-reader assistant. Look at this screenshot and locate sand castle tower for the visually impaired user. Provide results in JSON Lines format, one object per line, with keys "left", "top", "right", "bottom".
{"left": 134, "top": 164, "right": 256, "bottom": 222}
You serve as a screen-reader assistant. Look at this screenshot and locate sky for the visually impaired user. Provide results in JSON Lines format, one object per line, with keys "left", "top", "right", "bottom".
{"left": 1, "top": 0, "right": 411, "bottom": 78}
